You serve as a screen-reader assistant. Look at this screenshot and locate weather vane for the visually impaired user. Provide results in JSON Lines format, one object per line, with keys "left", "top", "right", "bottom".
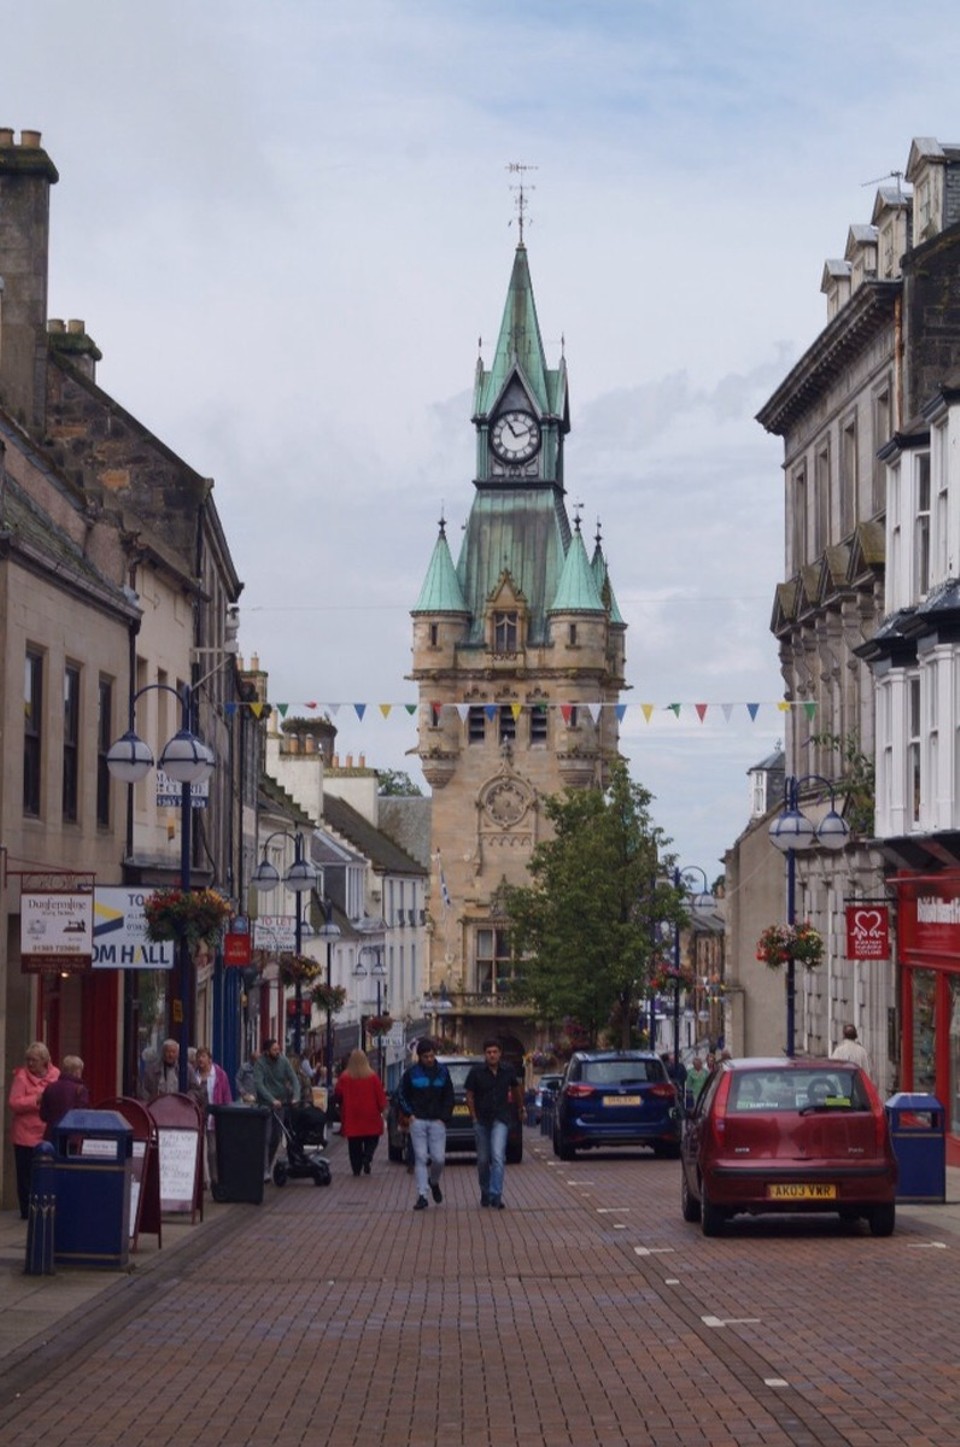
{"left": 507, "top": 161, "right": 537, "bottom": 243}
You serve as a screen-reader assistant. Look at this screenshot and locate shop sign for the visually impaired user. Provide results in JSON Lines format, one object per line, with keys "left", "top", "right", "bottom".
{"left": 845, "top": 905, "right": 890, "bottom": 961}
{"left": 224, "top": 929, "right": 252, "bottom": 967}
{"left": 93, "top": 888, "right": 175, "bottom": 969}
{"left": 21, "top": 890, "right": 94, "bottom": 971}
{"left": 156, "top": 770, "right": 209, "bottom": 809}
{"left": 254, "top": 915, "right": 297, "bottom": 951}
{"left": 913, "top": 894, "right": 960, "bottom": 953}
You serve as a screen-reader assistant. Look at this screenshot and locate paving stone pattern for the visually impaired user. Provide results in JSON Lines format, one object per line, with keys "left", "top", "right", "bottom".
{"left": 1, "top": 1130, "right": 960, "bottom": 1446}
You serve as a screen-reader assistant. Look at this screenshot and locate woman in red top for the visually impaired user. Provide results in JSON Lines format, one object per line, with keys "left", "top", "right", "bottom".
{"left": 8, "top": 1042, "right": 60, "bottom": 1219}
{"left": 334, "top": 1049, "right": 387, "bottom": 1176}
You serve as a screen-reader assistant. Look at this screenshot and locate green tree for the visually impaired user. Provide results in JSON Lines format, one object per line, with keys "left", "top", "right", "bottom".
{"left": 503, "top": 762, "right": 684, "bottom": 1047}
{"left": 810, "top": 731, "right": 875, "bottom": 836}
{"left": 377, "top": 769, "right": 423, "bottom": 797}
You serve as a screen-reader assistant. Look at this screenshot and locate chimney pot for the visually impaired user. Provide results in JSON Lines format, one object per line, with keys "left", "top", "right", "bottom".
{"left": 19, "top": 130, "right": 41, "bottom": 149}
{"left": 346, "top": 754, "right": 353, "bottom": 768}
{"left": 0, "top": 128, "right": 13, "bottom": 148}
{"left": 67, "top": 318, "right": 85, "bottom": 335}
{"left": 359, "top": 753, "right": 366, "bottom": 768}
{"left": 249, "top": 652, "right": 259, "bottom": 671}
{"left": 47, "top": 318, "right": 66, "bottom": 333}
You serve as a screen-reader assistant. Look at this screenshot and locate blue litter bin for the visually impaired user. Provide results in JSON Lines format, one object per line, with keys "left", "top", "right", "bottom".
{"left": 51, "top": 1109, "right": 134, "bottom": 1268}
{"left": 885, "top": 1093, "right": 946, "bottom": 1203}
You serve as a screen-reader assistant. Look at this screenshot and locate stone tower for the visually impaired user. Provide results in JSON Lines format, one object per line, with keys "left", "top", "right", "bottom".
{"left": 410, "top": 242, "right": 626, "bottom": 1051}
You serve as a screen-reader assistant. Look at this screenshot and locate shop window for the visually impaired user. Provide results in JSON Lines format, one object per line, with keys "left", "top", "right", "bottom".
{"left": 97, "top": 678, "right": 113, "bottom": 828}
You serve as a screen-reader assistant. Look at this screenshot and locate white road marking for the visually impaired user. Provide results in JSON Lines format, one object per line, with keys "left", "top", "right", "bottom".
{"left": 634, "top": 1246, "right": 675, "bottom": 1256}
{"left": 701, "top": 1314, "right": 761, "bottom": 1328}
{"left": 613, "top": 1223, "right": 627, "bottom": 1230}
{"left": 764, "top": 1378, "right": 790, "bottom": 1388}
{"left": 907, "top": 1241, "right": 948, "bottom": 1249}
{"left": 596, "top": 1207, "right": 631, "bottom": 1214}
{"left": 664, "top": 1277, "right": 680, "bottom": 1284}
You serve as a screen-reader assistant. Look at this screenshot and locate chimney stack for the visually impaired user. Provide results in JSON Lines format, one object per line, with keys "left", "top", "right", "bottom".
{"left": 0, "top": 129, "right": 58, "bottom": 433}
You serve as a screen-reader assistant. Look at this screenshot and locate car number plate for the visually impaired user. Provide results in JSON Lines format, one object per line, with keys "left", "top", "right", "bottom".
{"left": 452, "top": 1105, "right": 471, "bottom": 1116}
{"left": 603, "top": 1095, "right": 641, "bottom": 1106}
{"left": 766, "top": 1183, "right": 837, "bottom": 1200}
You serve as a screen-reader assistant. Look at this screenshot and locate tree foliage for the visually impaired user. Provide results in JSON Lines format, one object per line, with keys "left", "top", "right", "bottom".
{"left": 377, "top": 769, "right": 424, "bottom": 797}
{"left": 503, "top": 762, "right": 685, "bottom": 1046}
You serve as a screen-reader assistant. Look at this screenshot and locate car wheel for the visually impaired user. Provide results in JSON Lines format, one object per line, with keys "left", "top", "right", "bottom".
{"left": 557, "top": 1133, "right": 576, "bottom": 1161}
{"left": 681, "top": 1168, "right": 701, "bottom": 1223}
{"left": 700, "top": 1182, "right": 723, "bottom": 1236}
{"left": 869, "top": 1202, "right": 896, "bottom": 1237}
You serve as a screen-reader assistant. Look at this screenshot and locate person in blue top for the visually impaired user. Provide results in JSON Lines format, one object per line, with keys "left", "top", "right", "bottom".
{"left": 397, "top": 1038, "right": 454, "bottom": 1211}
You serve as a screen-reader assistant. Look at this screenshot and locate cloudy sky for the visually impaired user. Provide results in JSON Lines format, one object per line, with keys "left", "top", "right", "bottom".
{"left": 5, "top": 0, "right": 960, "bottom": 872}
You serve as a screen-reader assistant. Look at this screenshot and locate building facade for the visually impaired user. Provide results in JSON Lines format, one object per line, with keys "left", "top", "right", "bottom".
{"left": 411, "top": 242, "right": 626, "bottom": 1055}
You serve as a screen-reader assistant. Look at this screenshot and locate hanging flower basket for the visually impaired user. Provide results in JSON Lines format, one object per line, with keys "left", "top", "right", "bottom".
{"left": 144, "top": 888, "right": 232, "bottom": 949}
{"left": 649, "top": 964, "right": 695, "bottom": 994}
{"left": 366, "top": 1015, "right": 394, "bottom": 1034}
{"left": 756, "top": 922, "right": 824, "bottom": 970}
{"left": 311, "top": 981, "right": 347, "bottom": 1013}
{"left": 278, "top": 954, "right": 322, "bottom": 987}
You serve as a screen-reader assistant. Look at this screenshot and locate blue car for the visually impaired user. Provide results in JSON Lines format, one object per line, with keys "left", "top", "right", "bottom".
{"left": 552, "top": 1050, "right": 681, "bottom": 1160}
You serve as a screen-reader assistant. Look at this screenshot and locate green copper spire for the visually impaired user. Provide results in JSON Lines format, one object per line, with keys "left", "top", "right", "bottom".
{"left": 550, "top": 516, "right": 604, "bottom": 614}
{"left": 591, "top": 527, "right": 625, "bottom": 625}
{"left": 475, "top": 244, "right": 564, "bottom": 418}
{"left": 413, "top": 518, "right": 468, "bottom": 614}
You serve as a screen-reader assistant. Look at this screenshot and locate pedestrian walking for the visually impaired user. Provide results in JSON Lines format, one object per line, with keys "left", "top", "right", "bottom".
{"left": 8, "top": 1042, "right": 59, "bottom": 1219}
{"left": 195, "top": 1046, "right": 233, "bottom": 1185}
{"left": 40, "top": 1055, "right": 89, "bottom": 1140}
{"left": 831, "top": 1023, "right": 872, "bottom": 1077}
{"left": 465, "top": 1039, "right": 524, "bottom": 1210}
{"left": 253, "top": 1038, "right": 299, "bottom": 1180}
{"left": 334, "top": 1049, "right": 388, "bottom": 1176}
{"left": 684, "top": 1054, "right": 709, "bottom": 1112}
{"left": 142, "top": 1039, "right": 197, "bottom": 1098}
{"left": 398, "top": 1038, "right": 454, "bottom": 1211}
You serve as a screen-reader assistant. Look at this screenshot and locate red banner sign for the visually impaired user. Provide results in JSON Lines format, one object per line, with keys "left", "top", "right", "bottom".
{"left": 223, "top": 931, "right": 252, "bottom": 967}
{"left": 845, "top": 905, "right": 890, "bottom": 960}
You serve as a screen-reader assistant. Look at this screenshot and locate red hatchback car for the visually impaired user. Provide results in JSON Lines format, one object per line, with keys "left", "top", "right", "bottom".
{"left": 680, "top": 1057, "right": 898, "bottom": 1236}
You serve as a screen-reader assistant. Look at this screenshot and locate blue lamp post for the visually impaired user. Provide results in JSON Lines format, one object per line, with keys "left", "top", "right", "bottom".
{"left": 251, "top": 830, "right": 319, "bottom": 1057}
{"left": 769, "top": 774, "right": 849, "bottom": 1056}
{"left": 107, "top": 682, "right": 215, "bottom": 1094}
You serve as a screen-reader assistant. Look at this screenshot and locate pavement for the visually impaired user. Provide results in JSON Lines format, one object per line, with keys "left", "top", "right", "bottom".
{"left": 1, "top": 1131, "right": 960, "bottom": 1446}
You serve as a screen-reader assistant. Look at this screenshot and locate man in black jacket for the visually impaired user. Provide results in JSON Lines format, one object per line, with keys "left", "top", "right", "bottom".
{"left": 465, "top": 1039, "right": 524, "bottom": 1209}
{"left": 397, "top": 1039, "right": 454, "bottom": 1211}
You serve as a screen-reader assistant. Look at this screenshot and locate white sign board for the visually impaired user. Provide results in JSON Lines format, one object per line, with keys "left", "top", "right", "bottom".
{"left": 254, "top": 914, "right": 297, "bottom": 951}
{"left": 21, "top": 891, "right": 94, "bottom": 962}
{"left": 156, "top": 770, "right": 209, "bottom": 809}
{"left": 157, "top": 1127, "right": 201, "bottom": 1213}
{"left": 93, "top": 888, "right": 175, "bottom": 970}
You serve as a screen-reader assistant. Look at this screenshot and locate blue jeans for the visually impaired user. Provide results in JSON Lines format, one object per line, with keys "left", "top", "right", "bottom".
{"left": 410, "top": 1117, "right": 446, "bottom": 1198}
{"left": 474, "top": 1119, "right": 509, "bottom": 1201}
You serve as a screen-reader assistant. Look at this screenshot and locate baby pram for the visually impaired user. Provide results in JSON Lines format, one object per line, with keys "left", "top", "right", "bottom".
{"left": 272, "top": 1102, "right": 331, "bottom": 1187}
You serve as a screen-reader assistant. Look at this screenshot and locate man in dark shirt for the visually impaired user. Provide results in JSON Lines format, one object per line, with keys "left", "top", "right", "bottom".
{"left": 398, "top": 1039, "right": 454, "bottom": 1211}
{"left": 465, "top": 1039, "right": 524, "bottom": 1209}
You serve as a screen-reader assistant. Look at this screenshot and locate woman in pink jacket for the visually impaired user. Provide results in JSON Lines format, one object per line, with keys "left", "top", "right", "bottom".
{"left": 195, "top": 1046, "right": 233, "bottom": 1187}
{"left": 8, "top": 1042, "right": 59, "bottom": 1219}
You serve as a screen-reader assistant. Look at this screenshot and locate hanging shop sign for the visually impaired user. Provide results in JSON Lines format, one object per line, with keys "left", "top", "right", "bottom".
{"left": 155, "top": 770, "right": 209, "bottom": 809}
{"left": 845, "top": 905, "right": 890, "bottom": 961}
{"left": 21, "top": 889, "right": 94, "bottom": 972}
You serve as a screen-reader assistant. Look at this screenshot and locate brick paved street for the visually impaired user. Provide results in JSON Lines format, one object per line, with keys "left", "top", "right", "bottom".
{"left": 2, "top": 1127, "right": 960, "bottom": 1446}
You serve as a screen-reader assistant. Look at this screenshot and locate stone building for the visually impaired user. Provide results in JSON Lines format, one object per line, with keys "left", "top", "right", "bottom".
{"left": 0, "top": 129, "right": 252, "bottom": 1205}
{"left": 410, "top": 241, "right": 626, "bottom": 1054}
{"left": 726, "top": 136, "right": 960, "bottom": 1098}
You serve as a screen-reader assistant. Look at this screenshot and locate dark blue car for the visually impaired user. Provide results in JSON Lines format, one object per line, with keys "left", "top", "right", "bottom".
{"left": 552, "top": 1050, "right": 681, "bottom": 1160}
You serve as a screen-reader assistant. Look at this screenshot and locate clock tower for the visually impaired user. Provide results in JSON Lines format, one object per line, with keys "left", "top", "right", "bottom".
{"left": 411, "top": 241, "right": 626, "bottom": 1054}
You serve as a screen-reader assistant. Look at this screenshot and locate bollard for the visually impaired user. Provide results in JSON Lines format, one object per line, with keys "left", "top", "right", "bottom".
{"left": 25, "top": 1142, "right": 56, "bottom": 1275}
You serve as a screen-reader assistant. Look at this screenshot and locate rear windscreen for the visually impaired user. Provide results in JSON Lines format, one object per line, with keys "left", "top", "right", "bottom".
{"left": 582, "top": 1060, "right": 663, "bottom": 1086}
{"left": 729, "top": 1068, "right": 868, "bottom": 1113}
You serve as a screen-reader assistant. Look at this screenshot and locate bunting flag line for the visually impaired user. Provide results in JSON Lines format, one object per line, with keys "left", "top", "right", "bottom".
{"left": 222, "top": 698, "right": 818, "bottom": 722}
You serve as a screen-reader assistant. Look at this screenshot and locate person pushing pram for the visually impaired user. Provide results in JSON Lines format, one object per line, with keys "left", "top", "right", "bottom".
{"left": 252, "top": 1038, "right": 302, "bottom": 1180}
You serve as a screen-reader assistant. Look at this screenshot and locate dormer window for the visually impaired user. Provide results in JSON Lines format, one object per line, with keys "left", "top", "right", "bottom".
{"left": 493, "top": 611, "right": 518, "bottom": 654}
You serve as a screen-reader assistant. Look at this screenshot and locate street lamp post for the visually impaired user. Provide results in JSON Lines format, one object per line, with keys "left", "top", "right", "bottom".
{"left": 318, "top": 901, "right": 341, "bottom": 1094}
{"left": 107, "top": 682, "right": 215, "bottom": 1094}
{"left": 353, "top": 945, "right": 387, "bottom": 1082}
{"left": 673, "top": 865, "right": 711, "bottom": 1063}
{"left": 769, "top": 774, "right": 849, "bottom": 1056}
{"left": 251, "top": 830, "right": 319, "bottom": 1057}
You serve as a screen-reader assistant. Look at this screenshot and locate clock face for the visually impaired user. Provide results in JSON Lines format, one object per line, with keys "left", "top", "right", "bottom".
{"left": 490, "top": 409, "right": 540, "bottom": 464}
